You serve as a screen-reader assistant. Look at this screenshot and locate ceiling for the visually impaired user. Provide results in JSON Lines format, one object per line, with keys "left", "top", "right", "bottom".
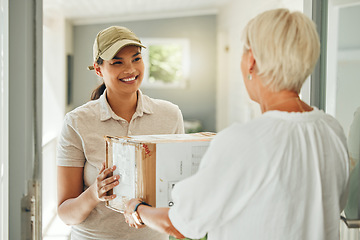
{"left": 43, "top": 0, "right": 230, "bottom": 25}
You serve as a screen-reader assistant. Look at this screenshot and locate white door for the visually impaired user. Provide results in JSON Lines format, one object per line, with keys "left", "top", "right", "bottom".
{"left": 0, "top": 0, "right": 43, "bottom": 239}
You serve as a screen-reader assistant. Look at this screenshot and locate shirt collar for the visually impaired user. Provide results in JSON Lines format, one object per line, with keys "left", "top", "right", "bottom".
{"left": 99, "top": 89, "right": 153, "bottom": 122}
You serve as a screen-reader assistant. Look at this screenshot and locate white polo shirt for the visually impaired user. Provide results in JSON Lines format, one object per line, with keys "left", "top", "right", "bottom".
{"left": 57, "top": 90, "right": 184, "bottom": 240}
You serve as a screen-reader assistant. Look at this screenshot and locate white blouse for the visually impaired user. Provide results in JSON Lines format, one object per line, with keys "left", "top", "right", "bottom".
{"left": 169, "top": 108, "right": 349, "bottom": 240}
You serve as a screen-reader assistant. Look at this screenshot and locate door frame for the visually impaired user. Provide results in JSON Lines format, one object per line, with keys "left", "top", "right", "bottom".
{"left": 5, "top": 0, "right": 43, "bottom": 239}
{"left": 0, "top": 0, "right": 9, "bottom": 239}
{"left": 304, "top": 0, "right": 329, "bottom": 110}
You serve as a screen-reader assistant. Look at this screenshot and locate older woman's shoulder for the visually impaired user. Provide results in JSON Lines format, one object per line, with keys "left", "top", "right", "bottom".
{"left": 213, "top": 119, "right": 265, "bottom": 144}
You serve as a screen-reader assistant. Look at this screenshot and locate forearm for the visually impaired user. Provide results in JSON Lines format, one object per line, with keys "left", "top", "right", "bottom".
{"left": 138, "top": 206, "right": 185, "bottom": 239}
{"left": 58, "top": 184, "right": 100, "bottom": 225}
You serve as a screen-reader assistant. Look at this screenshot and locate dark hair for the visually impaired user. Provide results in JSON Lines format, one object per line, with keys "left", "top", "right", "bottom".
{"left": 91, "top": 57, "right": 106, "bottom": 100}
{"left": 91, "top": 82, "right": 106, "bottom": 100}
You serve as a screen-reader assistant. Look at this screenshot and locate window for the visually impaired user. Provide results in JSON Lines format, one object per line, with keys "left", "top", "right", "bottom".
{"left": 141, "top": 38, "right": 190, "bottom": 88}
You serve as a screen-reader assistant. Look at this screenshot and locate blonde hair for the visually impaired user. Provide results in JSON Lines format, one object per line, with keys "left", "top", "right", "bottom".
{"left": 242, "top": 8, "right": 320, "bottom": 93}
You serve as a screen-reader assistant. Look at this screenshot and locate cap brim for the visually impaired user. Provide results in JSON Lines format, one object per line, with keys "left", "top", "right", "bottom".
{"left": 88, "top": 65, "right": 94, "bottom": 70}
{"left": 100, "top": 40, "right": 146, "bottom": 61}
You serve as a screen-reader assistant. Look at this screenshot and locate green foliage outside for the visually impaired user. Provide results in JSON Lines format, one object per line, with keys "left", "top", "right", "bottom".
{"left": 149, "top": 44, "right": 183, "bottom": 84}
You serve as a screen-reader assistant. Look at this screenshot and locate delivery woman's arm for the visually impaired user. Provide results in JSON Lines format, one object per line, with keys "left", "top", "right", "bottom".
{"left": 57, "top": 164, "right": 119, "bottom": 225}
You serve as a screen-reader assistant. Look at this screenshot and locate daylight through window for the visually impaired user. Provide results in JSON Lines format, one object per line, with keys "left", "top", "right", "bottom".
{"left": 142, "top": 38, "right": 190, "bottom": 88}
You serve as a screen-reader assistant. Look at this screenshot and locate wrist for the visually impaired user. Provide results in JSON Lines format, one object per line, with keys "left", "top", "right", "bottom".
{"left": 88, "top": 183, "right": 101, "bottom": 204}
{"left": 132, "top": 201, "right": 151, "bottom": 225}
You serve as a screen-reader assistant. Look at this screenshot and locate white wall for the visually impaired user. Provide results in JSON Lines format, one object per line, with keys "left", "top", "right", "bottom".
{"left": 336, "top": 60, "right": 360, "bottom": 135}
{"left": 334, "top": 4, "right": 360, "bottom": 135}
{"left": 216, "top": 0, "right": 303, "bottom": 131}
{"left": 43, "top": 14, "right": 67, "bottom": 143}
{"left": 42, "top": 11, "right": 68, "bottom": 232}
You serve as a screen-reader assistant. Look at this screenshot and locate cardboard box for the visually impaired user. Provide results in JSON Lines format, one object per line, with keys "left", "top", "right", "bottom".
{"left": 105, "top": 132, "right": 215, "bottom": 212}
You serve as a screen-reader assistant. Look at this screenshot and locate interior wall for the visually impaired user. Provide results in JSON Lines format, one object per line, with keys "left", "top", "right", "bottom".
{"left": 335, "top": 5, "right": 360, "bottom": 135}
{"left": 336, "top": 60, "right": 360, "bottom": 135}
{"left": 43, "top": 15, "right": 67, "bottom": 142}
{"left": 72, "top": 15, "right": 217, "bottom": 132}
{"left": 42, "top": 12, "right": 67, "bottom": 231}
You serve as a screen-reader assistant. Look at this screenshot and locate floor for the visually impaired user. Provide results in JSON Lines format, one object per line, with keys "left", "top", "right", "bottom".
{"left": 43, "top": 215, "right": 71, "bottom": 240}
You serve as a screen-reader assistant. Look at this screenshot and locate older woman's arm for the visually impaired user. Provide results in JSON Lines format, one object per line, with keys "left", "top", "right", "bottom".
{"left": 124, "top": 199, "right": 185, "bottom": 239}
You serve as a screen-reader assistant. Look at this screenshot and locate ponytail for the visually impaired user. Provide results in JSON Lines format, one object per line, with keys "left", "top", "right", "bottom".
{"left": 91, "top": 57, "right": 106, "bottom": 100}
{"left": 91, "top": 82, "right": 106, "bottom": 100}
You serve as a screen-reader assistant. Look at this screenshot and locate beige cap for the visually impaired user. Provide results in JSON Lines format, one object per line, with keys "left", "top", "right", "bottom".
{"left": 88, "top": 26, "right": 146, "bottom": 70}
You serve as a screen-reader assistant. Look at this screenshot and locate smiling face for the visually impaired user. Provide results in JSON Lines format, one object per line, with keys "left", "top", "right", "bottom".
{"left": 95, "top": 45, "right": 144, "bottom": 99}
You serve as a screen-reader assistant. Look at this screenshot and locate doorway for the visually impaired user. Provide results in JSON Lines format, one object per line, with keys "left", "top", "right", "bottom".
{"left": 324, "top": 0, "right": 360, "bottom": 239}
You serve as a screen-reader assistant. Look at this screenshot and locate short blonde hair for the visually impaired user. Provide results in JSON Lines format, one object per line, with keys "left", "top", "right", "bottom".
{"left": 242, "top": 8, "right": 320, "bottom": 93}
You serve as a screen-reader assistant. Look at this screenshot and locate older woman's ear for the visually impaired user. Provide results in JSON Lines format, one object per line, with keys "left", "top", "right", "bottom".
{"left": 247, "top": 49, "right": 256, "bottom": 73}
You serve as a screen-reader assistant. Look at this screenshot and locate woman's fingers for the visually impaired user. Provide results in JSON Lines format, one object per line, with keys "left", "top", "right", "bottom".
{"left": 124, "top": 215, "right": 146, "bottom": 229}
{"left": 97, "top": 183, "right": 119, "bottom": 199}
{"left": 98, "top": 193, "right": 117, "bottom": 201}
{"left": 123, "top": 211, "right": 137, "bottom": 228}
{"left": 101, "top": 174, "right": 120, "bottom": 187}
{"left": 97, "top": 165, "right": 116, "bottom": 182}
{"left": 95, "top": 163, "right": 120, "bottom": 201}
{"left": 97, "top": 165, "right": 119, "bottom": 186}
{"left": 98, "top": 180, "right": 119, "bottom": 196}
{"left": 99, "top": 162, "right": 105, "bottom": 173}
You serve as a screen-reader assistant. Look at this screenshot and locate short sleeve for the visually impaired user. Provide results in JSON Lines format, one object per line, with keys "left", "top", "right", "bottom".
{"left": 175, "top": 107, "right": 185, "bottom": 134}
{"left": 56, "top": 114, "right": 86, "bottom": 167}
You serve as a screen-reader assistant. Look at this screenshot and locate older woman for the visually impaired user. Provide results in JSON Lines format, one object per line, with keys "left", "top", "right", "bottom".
{"left": 124, "top": 8, "right": 349, "bottom": 240}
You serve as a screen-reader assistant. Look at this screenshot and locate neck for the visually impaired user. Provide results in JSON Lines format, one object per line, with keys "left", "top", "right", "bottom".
{"left": 106, "top": 90, "right": 138, "bottom": 122}
{"left": 259, "top": 90, "right": 311, "bottom": 113}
